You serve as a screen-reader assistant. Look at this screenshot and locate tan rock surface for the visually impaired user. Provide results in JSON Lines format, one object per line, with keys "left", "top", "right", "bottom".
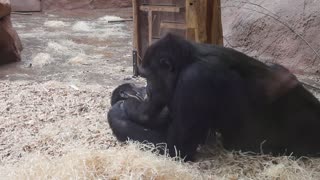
{"left": 0, "top": 0, "right": 11, "bottom": 18}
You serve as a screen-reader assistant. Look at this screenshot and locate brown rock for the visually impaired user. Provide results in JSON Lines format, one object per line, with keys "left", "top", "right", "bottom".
{"left": 0, "top": 0, "right": 11, "bottom": 18}
{"left": 0, "top": 15, "right": 23, "bottom": 65}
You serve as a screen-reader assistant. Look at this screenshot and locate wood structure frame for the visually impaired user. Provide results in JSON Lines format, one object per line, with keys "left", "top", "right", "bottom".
{"left": 132, "top": 0, "right": 223, "bottom": 76}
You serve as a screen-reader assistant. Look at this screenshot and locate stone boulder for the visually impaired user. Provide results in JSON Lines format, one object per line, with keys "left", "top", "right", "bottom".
{"left": 0, "top": 0, "right": 10, "bottom": 18}
{"left": 0, "top": 0, "right": 22, "bottom": 65}
{"left": 222, "top": 0, "right": 320, "bottom": 75}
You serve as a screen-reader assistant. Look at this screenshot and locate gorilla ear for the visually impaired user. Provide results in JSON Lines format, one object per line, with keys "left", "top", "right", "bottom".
{"left": 160, "top": 58, "right": 174, "bottom": 72}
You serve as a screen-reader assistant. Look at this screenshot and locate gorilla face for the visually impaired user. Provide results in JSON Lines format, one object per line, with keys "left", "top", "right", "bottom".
{"left": 110, "top": 83, "right": 146, "bottom": 106}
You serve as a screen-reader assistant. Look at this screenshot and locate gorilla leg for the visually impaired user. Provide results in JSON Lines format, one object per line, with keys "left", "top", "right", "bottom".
{"left": 108, "top": 101, "right": 166, "bottom": 144}
{"left": 270, "top": 84, "right": 320, "bottom": 156}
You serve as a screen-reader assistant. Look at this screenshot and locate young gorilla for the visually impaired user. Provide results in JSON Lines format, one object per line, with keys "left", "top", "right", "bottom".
{"left": 108, "top": 33, "right": 320, "bottom": 161}
{"left": 108, "top": 83, "right": 170, "bottom": 143}
{"left": 110, "top": 83, "right": 147, "bottom": 106}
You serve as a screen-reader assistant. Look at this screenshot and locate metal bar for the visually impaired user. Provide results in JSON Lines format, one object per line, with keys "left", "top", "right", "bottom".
{"left": 133, "top": 50, "right": 139, "bottom": 77}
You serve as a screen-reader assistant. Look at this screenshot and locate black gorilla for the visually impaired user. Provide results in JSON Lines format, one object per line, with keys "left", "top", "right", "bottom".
{"left": 108, "top": 83, "right": 170, "bottom": 142}
{"left": 108, "top": 33, "right": 320, "bottom": 161}
{"left": 110, "top": 83, "right": 147, "bottom": 106}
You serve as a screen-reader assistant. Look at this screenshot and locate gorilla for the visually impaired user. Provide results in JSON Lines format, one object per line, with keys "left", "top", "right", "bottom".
{"left": 108, "top": 33, "right": 320, "bottom": 161}
{"left": 110, "top": 83, "right": 147, "bottom": 106}
{"left": 108, "top": 83, "right": 170, "bottom": 142}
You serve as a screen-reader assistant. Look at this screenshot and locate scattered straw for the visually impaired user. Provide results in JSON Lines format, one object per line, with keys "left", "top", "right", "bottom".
{"left": 46, "top": 41, "right": 70, "bottom": 53}
{"left": 1, "top": 143, "right": 207, "bottom": 180}
{"left": 67, "top": 54, "right": 91, "bottom": 65}
{"left": 72, "top": 21, "right": 91, "bottom": 32}
{"left": 31, "top": 53, "right": 52, "bottom": 67}
{"left": 44, "top": 21, "right": 69, "bottom": 28}
{"left": 1, "top": 81, "right": 320, "bottom": 179}
{"left": 98, "top": 15, "right": 123, "bottom": 22}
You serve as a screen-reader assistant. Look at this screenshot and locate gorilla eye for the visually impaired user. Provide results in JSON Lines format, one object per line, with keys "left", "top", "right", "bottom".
{"left": 119, "top": 91, "right": 128, "bottom": 98}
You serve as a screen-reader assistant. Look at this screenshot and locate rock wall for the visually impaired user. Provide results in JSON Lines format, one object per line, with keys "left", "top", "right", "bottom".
{"left": 42, "top": 0, "right": 132, "bottom": 10}
{"left": 221, "top": 0, "right": 320, "bottom": 75}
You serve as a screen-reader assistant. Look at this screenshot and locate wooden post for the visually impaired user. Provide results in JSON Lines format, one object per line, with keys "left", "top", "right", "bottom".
{"left": 186, "top": 0, "right": 223, "bottom": 45}
{"left": 148, "top": 11, "right": 153, "bottom": 45}
{"left": 211, "top": 0, "right": 223, "bottom": 45}
{"left": 197, "top": 0, "right": 209, "bottom": 43}
{"left": 186, "top": 0, "right": 208, "bottom": 43}
{"left": 186, "top": 0, "right": 198, "bottom": 42}
{"left": 132, "top": 0, "right": 140, "bottom": 62}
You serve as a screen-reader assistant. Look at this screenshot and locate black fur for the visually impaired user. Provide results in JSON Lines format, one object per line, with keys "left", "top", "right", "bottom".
{"left": 108, "top": 83, "right": 170, "bottom": 142}
{"left": 108, "top": 33, "right": 320, "bottom": 161}
{"left": 110, "top": 83, "right": 146, "bottom": 106}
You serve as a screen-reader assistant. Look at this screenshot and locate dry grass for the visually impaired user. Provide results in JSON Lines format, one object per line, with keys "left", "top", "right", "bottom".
{"left": 1, "top": 80, "right": 320, "bottom": 179}
{"left": 1, "top": 143, "right": 206, "bottom": 180}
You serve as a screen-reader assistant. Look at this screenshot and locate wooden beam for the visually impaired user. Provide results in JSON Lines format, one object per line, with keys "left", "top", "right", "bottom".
{"left": 160, "top": 22, "right": 187, "bottom": 30}
{"left": 186, "top": 0, "right": 196, "bottom": 41}
{"left": 197, "top": 0, "right": 209, "bottom": 43}
{"left": 211, "top": 0, "right": 224, "bottom": 45}
{"left": 148, "top": 11, "right": 153, "bottom": 45}
{"left": 186, "top": 0, "right": 223, "bottom": 45}
{"left": 132, "top": 0, "right": 141, "bottom": 63}
{"left": 186, "top": 0, "right": 208, "bottom": 43}
{"left": 140, "top": 5, "right": 182, "bottom": 13}
{"left": 186, "top": 28, "right": 196, "bottom": 41}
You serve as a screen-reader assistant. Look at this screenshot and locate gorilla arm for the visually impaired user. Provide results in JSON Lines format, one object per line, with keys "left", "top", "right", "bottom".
{"left": 108, "top": 101, "right": 166, "bottom": 144}
{"left": 123, "top": 96, "right": 170, "bottom": 129}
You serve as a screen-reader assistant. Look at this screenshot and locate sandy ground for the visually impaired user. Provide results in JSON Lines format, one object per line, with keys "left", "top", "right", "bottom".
{"left": 1, "top": 8, "right": 320, "bottom": 180}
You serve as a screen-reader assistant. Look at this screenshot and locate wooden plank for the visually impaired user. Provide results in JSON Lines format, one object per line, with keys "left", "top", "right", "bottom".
{"left": 197, "top": 0, "right": 209, "bottom": 43}
{"left": 186, "top": 0, "right": 223, "bottom": 45}
{"left": 211, "top": 0, "right": 224, "bottom": 45}
{"left": 160, "top": 22, "right": 187, "bottom": 30}
{"left": 132, "top": 0, "right": 141, "bottom": 64}
{"left": 140, "top": 5, "right": 182, "bottom": 13}
{"left": 186, "top": 0, "right": 208, "bottom": 43}
{"left": 186, "top": 28, "right": 196, "bottom": 41}
{"left": 11, "top": 0, "right": 41, "bottom": 12}
{"left": 148, "top": 11, "right": 153, "bottom": 45}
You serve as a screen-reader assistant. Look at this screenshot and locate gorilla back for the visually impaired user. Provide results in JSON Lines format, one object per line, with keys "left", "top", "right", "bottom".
{"left": 110, "top": 33, "right": 320, "bottom": 161}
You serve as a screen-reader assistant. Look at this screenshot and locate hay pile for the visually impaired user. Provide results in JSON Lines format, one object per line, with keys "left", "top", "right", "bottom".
{"left": 1, "top": 80, "right": 320, "bottom": 179}
{"left": 1, "top": 143, "right": 206, "bottom": 180}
